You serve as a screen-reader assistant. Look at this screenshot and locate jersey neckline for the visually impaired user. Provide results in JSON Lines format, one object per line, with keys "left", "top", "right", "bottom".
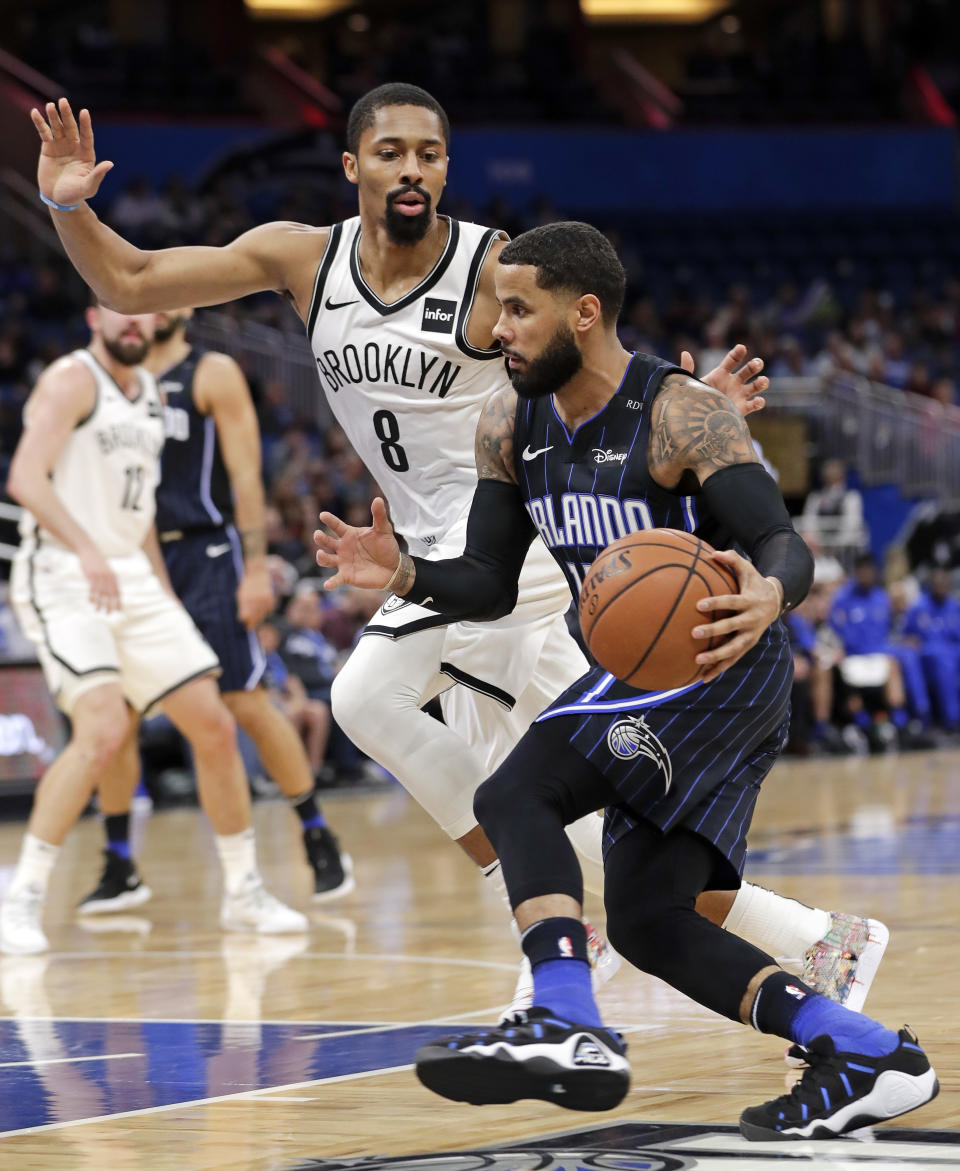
{"left": 348, "top": 216, "right": 461, "bottom": 317}
{"left": 85, "top": 348, "right": 147, "bottom": 405}
{"left": 548, "top": 351, "right": 637, "bottom": 445}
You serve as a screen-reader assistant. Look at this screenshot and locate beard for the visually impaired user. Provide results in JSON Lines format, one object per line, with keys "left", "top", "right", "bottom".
{"left": 153, "top": 314, "right": 186, "bottom": 342}
{"left": 506, "top": 324, "right": 583, "bottom": 399}
{"left": 383, "top": 184, "right": 433, "bottom": 245}
{"left": 102, "top": 333, "right": 150, "bottom": 366}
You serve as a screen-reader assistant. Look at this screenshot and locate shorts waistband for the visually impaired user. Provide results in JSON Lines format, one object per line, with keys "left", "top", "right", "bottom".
{"left": 159, "top": 525, "right": 227, "bottom": 543}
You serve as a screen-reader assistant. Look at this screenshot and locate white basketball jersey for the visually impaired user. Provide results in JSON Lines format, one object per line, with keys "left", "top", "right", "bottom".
{"left": 307, "top": 215, "right": 507, "bottom": 552}
{"left": 19, "top": 349, "right": 165, "bottom": 557}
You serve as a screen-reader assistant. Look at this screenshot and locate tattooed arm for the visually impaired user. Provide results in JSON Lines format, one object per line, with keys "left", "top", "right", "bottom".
{"left": 315, "top": 386, "right": 533, "bottom": 618}
{"left": 648, "top": 372, "right": 813, "bottom": 682}
{"left": 475, "top": 386, "right": 520, "bottom": 484}
{"left": 648, "top": 372, "right": 759, "bottom": 489}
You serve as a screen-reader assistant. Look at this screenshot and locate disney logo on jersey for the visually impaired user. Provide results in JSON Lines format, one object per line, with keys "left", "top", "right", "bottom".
{"left": 315, "top": 342, "right": 461, "bottom": 399}
{"left": 593, "top": 448, "right": 628, "bottom": 465}
{"left": 421, "top": 297, "right": 457, "bottom": 334}
{"left": 607, "top": 714, "right": 672, "bottom": 792}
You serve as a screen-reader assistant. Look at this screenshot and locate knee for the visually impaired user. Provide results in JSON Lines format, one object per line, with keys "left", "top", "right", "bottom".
{"left": 473, "top": 772, "right": 505, "bottom": 834}
{"left": 75, "top": 712, "right": 130, "bottom": 770}
{"left": 604, "top": 891, "right": 674, "bottom": 976}
{"left": 189, "top": 702, "right": 237, "bottom": 759}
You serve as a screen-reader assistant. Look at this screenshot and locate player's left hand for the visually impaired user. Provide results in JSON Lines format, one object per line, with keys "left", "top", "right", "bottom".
{"left": 237, "top": 565, "right": 274, "bottom": 629}
{"left": 684, "top": 343, "right": 768, "bottom": 418}
{"left": 690, "top": 549, "right": 782, "bottom": 683}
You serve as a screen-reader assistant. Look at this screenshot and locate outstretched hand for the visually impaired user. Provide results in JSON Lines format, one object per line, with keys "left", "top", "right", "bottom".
{"left": 682, "top": 343, "right": 768, "bottom": 418}
{"left": 32, "top": 98, "right": 114, "bottom": 208}
{"left": 314, "top": 497, "right": 402, "bottom": 591}
{"left": 690, "top": 549, "right": 782, "bottom": 683}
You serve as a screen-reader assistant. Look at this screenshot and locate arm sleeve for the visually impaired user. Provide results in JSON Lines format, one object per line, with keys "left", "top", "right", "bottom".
{"left": 700, "top": 462, "right": 814, "bottom": 613}
{"left": 404, "top": 479, "right": 538, "bottom": 621}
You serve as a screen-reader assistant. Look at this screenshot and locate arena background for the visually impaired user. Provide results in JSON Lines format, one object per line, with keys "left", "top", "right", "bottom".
{"left": 0, "top": 2, "right": 959, "bottom": 1166}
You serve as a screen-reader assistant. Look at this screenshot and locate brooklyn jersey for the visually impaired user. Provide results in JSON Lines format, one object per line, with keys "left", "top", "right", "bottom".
{"left": 155, "top": 348, "right": 233, "bottom": 532}
{"left": 307, "top": 215, "right": 507, "bottom": 551}
{"left": 18, "top": 348, "right": 165, "bottom": 557}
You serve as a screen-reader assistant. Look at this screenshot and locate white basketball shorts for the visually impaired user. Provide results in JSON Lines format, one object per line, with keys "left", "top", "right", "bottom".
{"left": 11, "top": 544, "right": 220, "bottom": 716}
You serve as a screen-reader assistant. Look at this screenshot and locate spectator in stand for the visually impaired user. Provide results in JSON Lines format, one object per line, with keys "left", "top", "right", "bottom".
{"left": 899, "top": 567, "right": 960, "bottom": 733}
{"left": 800, "top": 458, "right": 867, "bottom": 564}
{"left": 829, "top": 554, "right": 925, "bottom": 748}
{"left": 258, "top": 620, "right": 331, "bottom": 780}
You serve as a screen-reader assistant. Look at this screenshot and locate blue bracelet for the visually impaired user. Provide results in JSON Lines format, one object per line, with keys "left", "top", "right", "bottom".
{"left": 39, "top": 190, "right": 83, "bottom": 212}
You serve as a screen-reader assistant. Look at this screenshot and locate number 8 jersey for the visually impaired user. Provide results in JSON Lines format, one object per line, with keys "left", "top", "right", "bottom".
{"left": 18, "top": 348, "right": 165, "bottom": 557}
{"left": 307, "top": 216, "right": 507, "bottom": 554}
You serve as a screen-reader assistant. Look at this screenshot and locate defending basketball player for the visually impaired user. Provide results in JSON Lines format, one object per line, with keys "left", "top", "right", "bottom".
{"left": 33, "top": 89, "right": 888, "bottom": 1021}
{"left": 314, "top": 223, "right": 938, "bottom": 1138}
{"left": 84, "top": 308, "right": 351, "bottom": 912}
{"left": 1, "top": 303, "right": 308, "bottom": 954}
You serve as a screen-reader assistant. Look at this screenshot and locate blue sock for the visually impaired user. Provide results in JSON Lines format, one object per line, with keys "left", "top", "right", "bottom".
{"left": 105, "top": 814, "right": 131, "bottom": 860}
{"left": 854, "top": 710, "right": 872, "bottom": 730}
{"left": 791, "top": 997, "right": 899, "bottom": 1057}
{"left": 890, "top": 708, "right": 908, "bottom": 729}
{"left": 293, "top": 790, "right": 326, "bottom": 830}
{"left": 522, "top": 918, "right": 602, "bottom": 1028}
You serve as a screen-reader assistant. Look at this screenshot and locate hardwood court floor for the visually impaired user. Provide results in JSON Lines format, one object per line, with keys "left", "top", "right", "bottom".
{"left": 0, "top": 750, "right": 958, "bottom": 1169}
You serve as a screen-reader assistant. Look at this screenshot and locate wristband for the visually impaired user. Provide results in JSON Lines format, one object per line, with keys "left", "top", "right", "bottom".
{"left": 383, "top": 552, "right": 405, "bottom": 593}
{"left": 39, "top": 190, "right": 83, "bottom": 212}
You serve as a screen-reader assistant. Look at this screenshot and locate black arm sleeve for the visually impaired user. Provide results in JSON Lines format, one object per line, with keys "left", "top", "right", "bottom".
{"left": 700, "top": 462, "right": 814, "bottom": 613}
{"left": 403, "top": 479, "right": 537, "bottom": 621}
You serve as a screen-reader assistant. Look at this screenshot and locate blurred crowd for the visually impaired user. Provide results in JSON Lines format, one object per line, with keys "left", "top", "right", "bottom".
{"left": 5, "top": 171, "right": 960, "bottom": 777}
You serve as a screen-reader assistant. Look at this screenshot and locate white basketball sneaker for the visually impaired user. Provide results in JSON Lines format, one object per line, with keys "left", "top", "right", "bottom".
{"left": 0, "top": 886, "right": 50, "bottom": 955}
{"left": 220, "top": 877, "right": 309, "bottom": 935}
{"left": 499, "top": 919, "right": 621, "bottom": 1025}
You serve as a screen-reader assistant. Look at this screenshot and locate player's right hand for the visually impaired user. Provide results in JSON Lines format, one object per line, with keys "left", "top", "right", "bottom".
{"left": 79, "top": 546, "right": 121, "bottom": 612}
{"left": 31, "top": 98, "right": 114, "bottom": 208}
{"left": 314, "top": 497, "right": 401, "bottom": 591}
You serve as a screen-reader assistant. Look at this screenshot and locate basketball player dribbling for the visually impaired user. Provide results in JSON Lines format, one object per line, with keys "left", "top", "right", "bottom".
{"left": 2, "top": 302, "right": 308, "bottom": 954}
{"left": 32, "top": 86, "right": 887, "bottom": 1018}
{"left": 314, "top": 222, "right": 938, "bottom": 1138}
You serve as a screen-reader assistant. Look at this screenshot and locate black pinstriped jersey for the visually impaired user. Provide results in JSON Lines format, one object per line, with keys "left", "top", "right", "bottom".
{"left": 155, "top": 348, "right": 233, "bottom": 532}
{"left": 512, "top": 351, "right": 704, "bottom": 601}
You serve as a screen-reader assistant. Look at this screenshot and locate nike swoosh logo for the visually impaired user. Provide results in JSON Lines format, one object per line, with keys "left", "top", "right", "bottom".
{"left": 324, "top": 296, "right": 359, "bottom": 311}
{"left": 205, "top": 543, "right": 231, "bottom": 558}
{"left": 522, "top": 445, "right": 554, "bottom": 461}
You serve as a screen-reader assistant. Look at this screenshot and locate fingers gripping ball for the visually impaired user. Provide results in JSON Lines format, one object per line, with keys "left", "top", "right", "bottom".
{"left": 578, "top": 529, "right": 737, "bottom": 691}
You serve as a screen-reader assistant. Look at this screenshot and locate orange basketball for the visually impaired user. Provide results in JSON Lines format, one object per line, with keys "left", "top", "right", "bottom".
{"left": 578, "top": 529, "right": 738, "bottom": 691}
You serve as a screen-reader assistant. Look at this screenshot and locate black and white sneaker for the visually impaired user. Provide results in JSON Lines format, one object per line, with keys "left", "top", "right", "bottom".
{"left": 415, "top": 1006, "right": 630, "bottom": 1112}
{"left": 303, "top": 826, "right": 355, "bottom": 901}
{"left": 740, "top": 1027, "right": 938, "bottom": 1141}
{"left": 77, "top": 850, "right": 153, "bottom": 915}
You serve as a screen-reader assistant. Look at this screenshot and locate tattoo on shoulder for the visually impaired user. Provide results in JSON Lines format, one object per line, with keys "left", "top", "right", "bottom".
{"left": 475, "top": 388, "right": 519, "bottom": 484}
{"left": 650, "top": 373, "right": 758, "bottom": 479}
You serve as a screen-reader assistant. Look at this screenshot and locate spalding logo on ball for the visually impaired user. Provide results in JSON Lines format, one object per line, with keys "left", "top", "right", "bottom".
{"left": 579, "top": 529, "right": 737, "bottom": 692}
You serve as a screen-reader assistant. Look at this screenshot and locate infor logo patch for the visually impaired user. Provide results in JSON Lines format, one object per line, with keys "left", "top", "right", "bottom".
{"left": 421, "top": 298, "right": 457, "bottom": 333}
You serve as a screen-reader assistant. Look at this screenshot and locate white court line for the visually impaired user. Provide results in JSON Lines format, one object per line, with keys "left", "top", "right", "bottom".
{"left": 0, "top": 1063, "right": 413, "bottom": 1139}
{"left": 0, "top": 1052, "right": 142, "bottom": 1069}
{"left": 38, "top": 950, "right": 518, "bottom": 972}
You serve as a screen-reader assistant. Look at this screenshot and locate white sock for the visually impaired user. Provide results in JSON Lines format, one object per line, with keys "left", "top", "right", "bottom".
{"left": 722, "top": 882, "right": 831, "bottom": 960}
{"left": 8, "top": 834, "right": 59, "bottom": 900}
{"left": 214, "top": 828, "right": 259, "bottom": 897}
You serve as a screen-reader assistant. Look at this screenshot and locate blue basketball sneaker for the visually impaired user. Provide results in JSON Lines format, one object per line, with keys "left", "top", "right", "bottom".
{"left": 740, "top": 1027, "right": 938, "bottom": 1141}
{"left": 415, "top": 1007, "right": 630, "bottom": 1112}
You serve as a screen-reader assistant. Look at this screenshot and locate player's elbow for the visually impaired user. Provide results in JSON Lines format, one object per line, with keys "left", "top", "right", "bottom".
{"left": 474, "top": 578, "right": 519, "bottom": 621}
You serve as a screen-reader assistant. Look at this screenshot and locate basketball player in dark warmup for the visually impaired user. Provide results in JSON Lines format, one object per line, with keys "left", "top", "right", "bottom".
{"left": 315, "top": 223, "right": 938, "bottom": 1138}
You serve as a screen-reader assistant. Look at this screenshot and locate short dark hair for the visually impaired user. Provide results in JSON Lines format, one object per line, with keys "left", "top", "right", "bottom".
{"left": 854, "top": 553, "right": 876, "bottom": 571}
{"left": 345, "top": 83, "right": 450, "bottom": 154}
{"left": 498, "top": 222, "right": 626, "bottom": 325}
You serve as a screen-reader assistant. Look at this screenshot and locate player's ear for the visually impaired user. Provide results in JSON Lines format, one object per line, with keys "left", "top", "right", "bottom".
{"left": 574, "top": 294, "right": 602, "bottom": 334}
{"left": 342, "top": 151, "right": 359, "bottom": 185}
{"left": 84, "top": 305, "right": 99, "bottom": 334}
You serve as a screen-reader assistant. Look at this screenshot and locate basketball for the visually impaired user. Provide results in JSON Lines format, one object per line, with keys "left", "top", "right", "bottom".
{"left": 578, "top": 529, "right": 738, "bottom": 691}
